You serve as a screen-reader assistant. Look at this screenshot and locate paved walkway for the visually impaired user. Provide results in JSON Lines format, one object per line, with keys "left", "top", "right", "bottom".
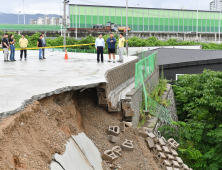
{"left": 0, "top": 51, "right": 137, "bottom": 118}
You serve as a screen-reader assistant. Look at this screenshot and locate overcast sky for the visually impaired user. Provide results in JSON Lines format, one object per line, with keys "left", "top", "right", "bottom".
{"left": 0, "top": 0, "right": 211, "bottom": 15}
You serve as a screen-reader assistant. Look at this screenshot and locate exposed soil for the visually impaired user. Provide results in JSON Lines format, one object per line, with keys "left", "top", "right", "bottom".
{"left": 0, "top": 88, "right": 160, "bottom": 170}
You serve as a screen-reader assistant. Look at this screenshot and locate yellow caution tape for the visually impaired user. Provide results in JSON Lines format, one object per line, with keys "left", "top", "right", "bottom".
{"left": 0, "top": 40, "right": 129, "bottom": 51}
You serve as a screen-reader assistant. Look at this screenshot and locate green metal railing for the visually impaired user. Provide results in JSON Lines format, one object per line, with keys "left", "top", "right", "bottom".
{"left": 135, "top": 52, "right": 158, "bottom": 89}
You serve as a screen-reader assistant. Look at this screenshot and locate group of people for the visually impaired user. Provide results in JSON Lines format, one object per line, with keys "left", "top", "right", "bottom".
{"left": 95, "top": 33, "right": 125, "bottom": 63}
{"left": 1, "top": 33, "right": 46, "bottom": 62}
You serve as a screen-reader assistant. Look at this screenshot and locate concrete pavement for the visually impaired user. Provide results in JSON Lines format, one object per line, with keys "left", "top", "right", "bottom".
{"left": 0, "top": 50, "right": 137, "bottom": 118}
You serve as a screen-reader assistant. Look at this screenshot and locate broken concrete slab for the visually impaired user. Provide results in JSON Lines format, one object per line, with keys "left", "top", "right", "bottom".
{"left": 101, "top": 150, "right": 118, "bottom": 162}
{"left": 112, "top": 146, "right": 122, "bottom": 157}
{"left": 108, "top": 126, "right": 120, "bottom": 136}
{"left": 51, "top": 138, "right": 94, "bottom": 170}
{"left": 121, "top": 139, "right": 134, "bottom": 151}
{"left": 0, "top": 51, "right": 137, "bottom": 119}
{"left": 108, "top": 135, "right": 120, "bottom": 143}
{"left": 71, "top": 133, "right": 103, "bottom": 170}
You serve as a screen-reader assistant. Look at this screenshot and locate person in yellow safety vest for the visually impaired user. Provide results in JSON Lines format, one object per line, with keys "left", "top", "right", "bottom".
{"left": 19, "top": 34, "right": 28, "bottom": 60}
{"left": 117, "top": 33, "right": 125, "bottom": 63}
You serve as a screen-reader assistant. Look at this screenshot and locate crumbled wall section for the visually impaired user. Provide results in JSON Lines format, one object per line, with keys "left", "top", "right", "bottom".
{"left": 126, "top": 66, "right": 160, "bottom": 126}
{"left": 105, "top": 58, "right": 139, "bottom": 111}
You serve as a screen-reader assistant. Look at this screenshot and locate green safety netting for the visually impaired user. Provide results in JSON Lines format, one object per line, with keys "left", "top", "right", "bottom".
{"left": 147, "top": 95, "right": 172, "bottom": 124}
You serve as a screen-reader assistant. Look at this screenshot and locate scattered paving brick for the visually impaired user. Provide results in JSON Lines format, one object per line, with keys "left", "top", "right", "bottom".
{"left": 146, "top": 138, "right": 155, "bottom": 149}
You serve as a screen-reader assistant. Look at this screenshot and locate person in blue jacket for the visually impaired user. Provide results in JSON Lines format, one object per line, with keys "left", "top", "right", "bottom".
{"left": 106, "top": 33, "right": 116, "bottom": 63}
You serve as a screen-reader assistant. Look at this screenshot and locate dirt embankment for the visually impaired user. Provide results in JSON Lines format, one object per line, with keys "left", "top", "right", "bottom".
{"left": 0, "top": 88, "right": 159, "bottom": 170}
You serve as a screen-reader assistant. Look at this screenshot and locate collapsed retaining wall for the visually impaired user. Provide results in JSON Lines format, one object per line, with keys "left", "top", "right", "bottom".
{"left": 105, "top": 57, "right": 139, "bottom": 111}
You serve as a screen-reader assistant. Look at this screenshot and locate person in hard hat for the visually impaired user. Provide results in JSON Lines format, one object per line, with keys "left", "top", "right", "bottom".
{"left": 95, "top": 33, "right": 105, "bottom": 63}
{"left": 19, "top": 34, "right": 28, "bottom": 60}
{"left": 117, "top": 33, "right": 125, "bottom": 63}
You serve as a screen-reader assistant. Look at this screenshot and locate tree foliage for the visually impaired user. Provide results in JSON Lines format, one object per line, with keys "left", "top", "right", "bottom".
{"left": 159, "top": 70, "right": 222, "bottom": 170}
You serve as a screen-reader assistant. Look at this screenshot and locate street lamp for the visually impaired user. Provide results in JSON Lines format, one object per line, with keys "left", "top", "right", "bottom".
{"left": 23, "top": 0, "right": 25, "bottom": 24}
{"left": 18, "top": 11, "right": 21, "bottom": 24}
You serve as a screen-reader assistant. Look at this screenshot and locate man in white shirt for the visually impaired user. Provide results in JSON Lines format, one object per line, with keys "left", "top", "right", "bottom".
{"left": 95, "top": 34, "right": 105, "bottom": 63}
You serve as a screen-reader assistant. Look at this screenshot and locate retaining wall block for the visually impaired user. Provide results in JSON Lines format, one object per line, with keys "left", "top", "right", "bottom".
{"left": 148, "top": 132, "right": 156, "bottom": 139}
{"left": 120, "top": 122, "right": 125, "bottom": 132}
{"left": 124, "top": 109, "right": 135, "bottom": 117}
{"left": 102, "top": 150, "right": 118, "bottom": 162}
{"left": 171, "top": 160, "right": 180, "bottom": 169}
{"left": 122, "top": 102, "right": 131, "bottom": 109}
{"left": 121, "top": 139, "right": 134, "bottom": 151}
{"left": 167, "top": 138, "right": 180, "bottom": 150}
{"left": 162, "top": 146, "right": 171, "bottom": 154}
{"left": 156, "top": 152, "right": 166, "bottom": 164}
{"left": 108, "top": 126, "right": 120, "bottom": 136}
{"left": 169, "top": 148, "right": 178, "bottom": 157}
{"left": 181, "top": 164, "right": 189, "bottom": 170}
{"left": 160, "top": 160, "right": 171, "bottom": 170}
{"left": 175, "top": 157, "right": 183, "bottom": 166}
{"left": 98, "top": 98, "right": 108, "bottom": 105}
{"left": 159, "top": 138, "right": 166, "bottom": 146}
{"left": 166, "top": 154, "right": 175, "bottom": 162}
{"left": 154, "top": 144, "right": 162, "bottom": 155}
{"left": 112, "top": 146, "right": 122, "bottom": 157}
{"left": 108, "top": 135, "right": 120, "bottom": 143}
{"left": 146, "top": 138, "right": 155, "bottom": 149}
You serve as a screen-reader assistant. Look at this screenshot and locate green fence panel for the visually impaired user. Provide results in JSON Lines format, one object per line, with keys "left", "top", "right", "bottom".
{"left": 135, "top": 52, "right": 158, "bottom": 89}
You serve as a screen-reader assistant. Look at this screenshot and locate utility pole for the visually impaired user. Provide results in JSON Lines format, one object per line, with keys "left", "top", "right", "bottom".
{"left": 126, "top": 0, "right": 128, "bottom": 57}
{"left": 63, "top": 0, "right": 69, "bottom": 51}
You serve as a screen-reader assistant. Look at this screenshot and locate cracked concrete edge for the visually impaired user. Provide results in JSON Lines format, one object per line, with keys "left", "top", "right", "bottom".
{"left": 0, "top": 83, "right": 101, "bottom": 119}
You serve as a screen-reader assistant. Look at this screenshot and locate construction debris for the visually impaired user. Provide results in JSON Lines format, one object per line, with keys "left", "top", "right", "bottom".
{"left": 121, "top": 139, "right": 134, "bottom": 151}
